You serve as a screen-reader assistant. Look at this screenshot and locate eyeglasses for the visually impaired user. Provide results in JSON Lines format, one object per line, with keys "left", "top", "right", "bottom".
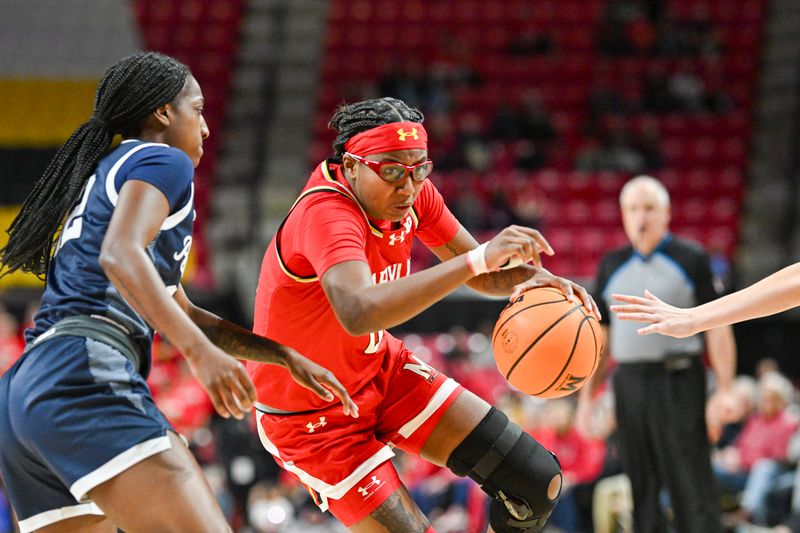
{"left": 345, "top": 152, "right": 433, "bottom": 183}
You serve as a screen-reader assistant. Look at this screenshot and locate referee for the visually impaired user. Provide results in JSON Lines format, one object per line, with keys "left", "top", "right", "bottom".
{"left": 577, "top": 175, "right": 736, "bottom": 532}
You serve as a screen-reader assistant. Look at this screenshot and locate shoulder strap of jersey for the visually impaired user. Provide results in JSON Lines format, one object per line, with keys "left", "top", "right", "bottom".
{"left": 274, "top": 185, "right": 352, "bottom": 283}
{"left": 275, "top": 160, "right": 378, "bottom": 282}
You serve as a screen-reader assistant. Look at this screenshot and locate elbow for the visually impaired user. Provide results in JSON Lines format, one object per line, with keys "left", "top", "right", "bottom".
{"left": 338, "top": 313, "right": 373, "bottom": 337}
{"left": 336, "top": 303, "right": 377, "bottom": 337}
{"left": 98, "top": 241, "right": 131, "bottom": 277}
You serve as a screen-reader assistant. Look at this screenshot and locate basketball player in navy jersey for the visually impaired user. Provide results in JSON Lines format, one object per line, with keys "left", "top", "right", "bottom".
{"left": 0, "top": 52, "right": 355, "bottom": 533}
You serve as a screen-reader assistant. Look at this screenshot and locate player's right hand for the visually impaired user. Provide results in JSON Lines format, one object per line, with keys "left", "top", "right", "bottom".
{"left": 185, "top": 343, "right": 257, "bottom": 420}
{"left": 484, "top": 225, "right": 555, "bottom": 270}
{"left": 284, "top": 349, "right": 360, "bottom": 418}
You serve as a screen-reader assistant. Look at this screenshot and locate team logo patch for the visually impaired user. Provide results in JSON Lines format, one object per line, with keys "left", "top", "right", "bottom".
{"left": 396, "top": 127, "right": 419, "bottom": 141}
{"left": 306, "top": 416, "right": 327, "bottom": 433}
{"left": 357, "top": 475, "right": 386, "bottom": 500}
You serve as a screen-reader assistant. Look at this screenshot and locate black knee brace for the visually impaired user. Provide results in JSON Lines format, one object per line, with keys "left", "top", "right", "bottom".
{"left": 446, "top": 407, "right": 562, "bottom": 532}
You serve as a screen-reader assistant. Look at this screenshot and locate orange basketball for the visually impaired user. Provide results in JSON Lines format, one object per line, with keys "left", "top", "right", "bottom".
{"left": 492, "top": 287, "right": 603, "bottom": 398}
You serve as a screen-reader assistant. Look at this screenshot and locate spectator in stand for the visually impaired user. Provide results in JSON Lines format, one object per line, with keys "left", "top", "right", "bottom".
{"left": 575, "top": 124, "right": 646, "bottom": 173}
{"left": 597, "top": 0, "right": 642, "bottom": 56}
{"left": 651, "top": 15, "right": 697, "bottom": 57}
{"left": 509, "top": 183, "right": 546, "bottom": 231}
{"left": 681, "top": 4, "right": 726, "bottom": 59}
{"left": 518, "top": 91, "right": 557, "bottom": 146}
{"left": 631, "top": 117, "right": 665, "bottom": 170}
{"left": 756, "top": 357, "right": 781, "bottom": 379}
{"left": 492, "top": 103, "right": 522, "bottom": 142}
{"left": 714, "top": 375, "right": 757, "bottom": 450}
{"left": 714, "top": 372, "right": 799, "bottom": 526}
{"left": 456, "top": 112, "right": 492, "bottom": 173}
{"left": 506, "top": 29, "right": 556, "bottom": 57}
{"left": 668, "top": 62, "right": 708, "bottom": 112}
{"left": 584, "top": 389, "right": 633, "bottom": 533}
{"left": 425, "top": 110, "right": 460, "bottom": 171}
{"left": 531, "top": 399, "right": 605, "bottom": 532}
{"left": 643, "top": 65, "right": 677, "bottom": 112}
{"left": 378, "top": 59, "right": 430, "bottom": 111}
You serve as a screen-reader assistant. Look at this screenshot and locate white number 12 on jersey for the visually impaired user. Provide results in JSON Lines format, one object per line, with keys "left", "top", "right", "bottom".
{"left": 56, "top": 175, "right": 96, "bottom": 253}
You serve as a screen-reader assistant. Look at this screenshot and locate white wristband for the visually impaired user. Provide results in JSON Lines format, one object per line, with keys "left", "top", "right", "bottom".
{"left": 466, "top": 242, "right": 491, "bottom": 276}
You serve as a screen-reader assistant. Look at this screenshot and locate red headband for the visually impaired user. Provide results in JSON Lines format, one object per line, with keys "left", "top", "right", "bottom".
{"left": 344, "top": 121, "right": 428, "bottom": 156}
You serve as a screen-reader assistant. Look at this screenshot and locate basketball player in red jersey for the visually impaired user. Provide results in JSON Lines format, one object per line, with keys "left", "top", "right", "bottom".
{"left": 250, "top": 97, "right": 599, "bottom": 533}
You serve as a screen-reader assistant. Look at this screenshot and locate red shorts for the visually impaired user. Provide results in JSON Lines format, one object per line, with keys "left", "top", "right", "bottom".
{"left": 255, "top": 348, "right": 462, "bottom": 526}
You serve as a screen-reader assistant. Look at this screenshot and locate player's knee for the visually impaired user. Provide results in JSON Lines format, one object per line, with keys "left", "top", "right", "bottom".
{"left": 446, "top": 407, "right": 561, "bottom": 532}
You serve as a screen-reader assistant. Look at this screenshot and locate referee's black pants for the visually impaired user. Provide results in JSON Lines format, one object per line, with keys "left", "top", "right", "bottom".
{"left": 613, "top": 356, "right": 721, "bottom": 533}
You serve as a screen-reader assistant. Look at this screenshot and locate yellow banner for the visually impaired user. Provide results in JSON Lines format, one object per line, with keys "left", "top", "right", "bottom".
{"left": 0, "top": 79, "right": 97, "bottom": 148}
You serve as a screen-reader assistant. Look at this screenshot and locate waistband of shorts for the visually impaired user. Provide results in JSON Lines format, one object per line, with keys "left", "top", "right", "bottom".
{"left": 617, "top": 353, "right": 701, "bottom": 372}
{"left": 25, "top": 315, "right": 144, "bottom": 373}
{"left": 254, "top": 401, "right": 325, "bottom": 416}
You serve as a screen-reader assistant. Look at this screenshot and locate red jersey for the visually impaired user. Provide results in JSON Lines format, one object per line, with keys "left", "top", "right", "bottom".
{"left": 250, "top": 160, "right": 460, "bottom": 411}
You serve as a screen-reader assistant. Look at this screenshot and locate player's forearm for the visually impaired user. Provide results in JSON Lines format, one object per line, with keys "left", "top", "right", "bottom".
{"left": 189, "top": 307, "right": 289, "bottom": 365}
{"left": 466, "top": 264, "right": 537, "bottom": 296}
{"left": 705, "top": 325, "right": 736, "bottom": 390}
{"left": 693, "top": 263, "right": 800, "bottom": 332}
{"left": 100, "top": 244, "right": 208, "bottom": 358}
{"left": 333, "top": 256, "right": 474, "bottom": 335}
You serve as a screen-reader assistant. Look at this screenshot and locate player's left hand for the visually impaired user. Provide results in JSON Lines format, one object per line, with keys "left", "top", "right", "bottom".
{"left": 284, "top": 349, "right": 359, "bottom": 418}
{"left": 511, "top": 268, "right": 601, "bottom": 320}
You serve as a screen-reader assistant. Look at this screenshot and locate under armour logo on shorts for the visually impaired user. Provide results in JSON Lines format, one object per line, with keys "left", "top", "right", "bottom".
{"left": 357, "top": 475, "right": 384, "bottom": 499}
{"left": 306, "top": 417, "right": 327, "bottom": 433}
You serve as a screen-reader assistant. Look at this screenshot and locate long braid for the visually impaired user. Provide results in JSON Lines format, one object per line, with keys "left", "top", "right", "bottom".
{"left": 0, "top": 52, "right": 189, "bottom": 278}
{"left": 329, "top": 97, "right": 424, "bottom": 158}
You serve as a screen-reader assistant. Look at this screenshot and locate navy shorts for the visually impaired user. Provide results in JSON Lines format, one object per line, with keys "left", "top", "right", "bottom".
{"left": 0, "top": 335, "right": 174, "bottom": 532}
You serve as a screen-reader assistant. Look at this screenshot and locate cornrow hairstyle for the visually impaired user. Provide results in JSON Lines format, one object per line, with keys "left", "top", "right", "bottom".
{"left": 0, "top": 52, "right": 190, "bottom": 278}
{"left": 328, "top": 96, "right": 425, "bottom": 159}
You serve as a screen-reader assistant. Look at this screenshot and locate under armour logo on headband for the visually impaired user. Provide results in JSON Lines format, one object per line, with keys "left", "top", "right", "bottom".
{"left": 396, "top": 128, "right": 419, "bottom": 141}
{"left": 344, "top": 121, "right": 428, "bottom": 156}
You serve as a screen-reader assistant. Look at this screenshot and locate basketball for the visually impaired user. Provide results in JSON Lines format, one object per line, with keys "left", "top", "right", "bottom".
{"left": 492, "top": 287, "right": 603, "bottom": 398}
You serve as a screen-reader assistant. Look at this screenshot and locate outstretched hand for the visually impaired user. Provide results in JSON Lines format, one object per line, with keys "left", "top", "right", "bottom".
{"left": 611, "top": 290, "right": 698, "bottom": 338}
{"left": 511, "top": 268, "right": 601, "bottom": 320}
{"left": 285, "top": 349, "right": 359, "bottom": 418}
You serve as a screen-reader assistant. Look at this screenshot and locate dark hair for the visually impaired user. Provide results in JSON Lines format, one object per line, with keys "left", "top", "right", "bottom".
{"left": 328, "top": 97, "right": 424, "bottom": 159}
{"left": 1, "top": 52, "right": 190, "bottom": 277}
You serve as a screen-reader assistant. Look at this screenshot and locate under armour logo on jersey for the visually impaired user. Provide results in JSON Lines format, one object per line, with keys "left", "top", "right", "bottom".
{"left": 357, "top": 475, "right": 385, "bottom": 499}
{"left": 306, "top": 417, "right": 327, "bottom": 433}
{"left": 396, "top": 127, "right": 419, "bottom": 141}
{"left": 388, "top": 217, "right": 413, "bottom": 246}
{"left": 388, "top": 232, "right": 406, "bottom": 246}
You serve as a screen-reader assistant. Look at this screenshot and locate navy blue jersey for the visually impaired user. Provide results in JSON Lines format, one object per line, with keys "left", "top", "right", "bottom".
{"left": 26, "top": 140, "right": 195, "bottom": 358}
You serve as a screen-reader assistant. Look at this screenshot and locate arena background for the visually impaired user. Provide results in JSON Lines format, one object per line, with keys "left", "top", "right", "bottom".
{"left": 1, "top": 0, "right": 798, "bottom": 531}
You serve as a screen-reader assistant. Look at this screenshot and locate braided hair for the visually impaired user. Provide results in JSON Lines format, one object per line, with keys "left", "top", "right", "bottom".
{"left": 0, "top": 52, "right": 190, "bottom": 278}
{"left": 328, "top": 97, "right": 424, "bottom": 159}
